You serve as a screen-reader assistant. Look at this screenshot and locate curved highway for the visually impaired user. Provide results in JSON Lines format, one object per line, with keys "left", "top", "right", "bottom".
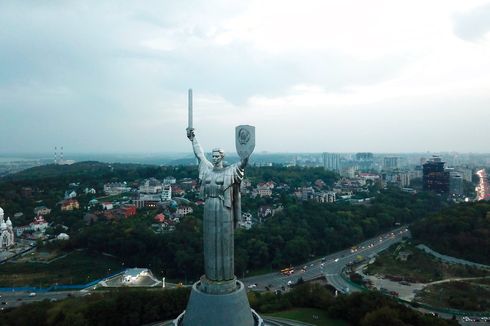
{"left": 243, "top": 227, "right": 410, "bottom": 293}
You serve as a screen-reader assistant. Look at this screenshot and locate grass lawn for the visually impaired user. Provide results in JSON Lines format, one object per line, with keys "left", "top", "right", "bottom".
{"left": 265, "top": 308, "right": 347, "bottom": 326}
{"left": 0, "top": 250, "right": 123, "bottom": 287}
{"left": 365, "top": 243, "right": 490, "bottom": 283}
{"left": 415, "top": 281, "right": 490, "bottom": 312}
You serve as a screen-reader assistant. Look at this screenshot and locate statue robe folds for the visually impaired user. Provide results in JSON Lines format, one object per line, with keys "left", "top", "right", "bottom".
{"left": 199, "top": 159, "right": 243, "bottom": 281}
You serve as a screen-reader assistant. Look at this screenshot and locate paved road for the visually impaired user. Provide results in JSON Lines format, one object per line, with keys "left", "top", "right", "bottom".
{"left": 416, "top": 244, "right": 490, "bottom": 269}
{"left": 243, "top": 226, "right": 410, "bottom": 293}
{"left": 322, "top": 229, "right": 409, "bottom": 294}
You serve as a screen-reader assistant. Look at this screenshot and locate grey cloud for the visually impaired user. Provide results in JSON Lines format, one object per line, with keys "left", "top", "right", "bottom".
{"left": 453, "top": 4, "right": 490, "bottom": 41}
{"left": 0, "top": 1, "right": 407, "bottom": 106}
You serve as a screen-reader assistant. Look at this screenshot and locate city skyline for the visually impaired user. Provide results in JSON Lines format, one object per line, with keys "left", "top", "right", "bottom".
{"left": 1, "top": 1, "right": 490, "bottom": 154}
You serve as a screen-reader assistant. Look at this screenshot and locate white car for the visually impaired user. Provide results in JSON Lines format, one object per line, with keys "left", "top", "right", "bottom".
{"left": 247, "top": 284, "right": 257, "bottom": 289}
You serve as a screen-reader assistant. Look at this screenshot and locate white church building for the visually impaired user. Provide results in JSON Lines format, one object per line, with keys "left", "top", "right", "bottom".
{"left": 0, "top": 207, "right": 15, "bottom": 250}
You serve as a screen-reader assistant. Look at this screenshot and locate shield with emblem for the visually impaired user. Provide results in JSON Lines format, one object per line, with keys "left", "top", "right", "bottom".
{"left": 235, "top": 125, "right": 255, "bottom": 160}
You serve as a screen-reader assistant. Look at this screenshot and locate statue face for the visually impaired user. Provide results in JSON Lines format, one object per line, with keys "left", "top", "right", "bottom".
{"left": 212, "top": 151, "right": 224, "bottom": 166}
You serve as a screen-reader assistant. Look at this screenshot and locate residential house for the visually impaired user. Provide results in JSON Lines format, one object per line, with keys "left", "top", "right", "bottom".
{"left": 139, "top": 178, "right": 163, "bottom": 194}
{"left": 163, "top": 176, "right": 176, "bottom": 185}
{"left": 33, "top": 206, "right": 51, "bottom": 216}
{"left": 314, "top": 191, "right": 336, "bottom": 203}
{"left": 238, "top": 212, "right": 253, "bottom": 230}
{"left": 176, "top": 205, "right": 193, "bottom": 217}
{"left": 64, "top": 190, "right": 77, "bottom": 199}
{"left": 154, "top": 213, "right": 166, "bottom": 223}
{"left": 56, "top": 233, "right": 70, "bottom": 240}
{"left": 179, "top": 178, "right": 196, "bottom": 191}
{"left": 30, "top": 216, "right": 49, "bottom": 232}
{"left": 61, "top": 199, "right": 80, "bottom": 211}
{"left": 257, "top": 183, "right": 273, "bottom": 197}
{"left": 171, "top": 185, "right": 185, "bottom": 197}
{"left": 101, "top": 202, "right": 114, "bottom": 210}
{"left": 104, "top": 182, "right": 131, "bottom": 195}
{"left": 258, "top": 205, "right": 274, "bottom": 218}
{"left": 314, "top": 179, "right": 326, "bottom": 189}
{"left": 120, "top": 205, "right": 137, "bottom": 218}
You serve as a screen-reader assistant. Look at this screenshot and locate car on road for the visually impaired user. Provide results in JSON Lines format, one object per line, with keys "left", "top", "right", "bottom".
{"left": 247, "top": 284, "right": 257, "bottom": 289}
{"left": 280, "top": 267, "right": 294, "bottom": 275}
{"left": 334, "top": 258, "right": 339, "bottom": 262}
{"left": 29, "top": 292, "right": 36, "bottom": 297}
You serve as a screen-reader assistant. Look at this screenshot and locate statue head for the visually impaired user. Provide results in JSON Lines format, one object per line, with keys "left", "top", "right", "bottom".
{"left": 211, "top": 148, "right": 225, "bottom": 167}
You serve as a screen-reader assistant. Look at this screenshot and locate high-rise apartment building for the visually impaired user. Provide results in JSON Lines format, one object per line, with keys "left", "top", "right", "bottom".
{"left": 449, "top": 172, "right": 464, "bottom": 196}
{"left": 423, "top": 156, "right": 449, "bottom": 193}
{"left": 383, "top": 156, "right": 399, "bottom": 170}
{"left": 355, "top": 152, "right": 374, "bottom": 172}
{"left": 323, "top": 153, "right": 341, "bottom": 172}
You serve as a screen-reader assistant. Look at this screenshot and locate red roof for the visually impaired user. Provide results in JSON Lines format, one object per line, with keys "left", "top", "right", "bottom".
{"left": 154, "top": 213, "right": 166, "bottom": 223}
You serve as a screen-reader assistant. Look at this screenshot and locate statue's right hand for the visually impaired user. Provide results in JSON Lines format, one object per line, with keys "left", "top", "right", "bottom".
{"left": 187, "top": 128, "right": 195, "bottom": 141}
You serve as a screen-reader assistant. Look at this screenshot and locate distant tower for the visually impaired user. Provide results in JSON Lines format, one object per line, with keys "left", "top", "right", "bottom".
{"left": 54, "top": 146, "right": 58, "bottom": 164}
{"left": 60, "top": 146, "right": 64, "bottom": 164}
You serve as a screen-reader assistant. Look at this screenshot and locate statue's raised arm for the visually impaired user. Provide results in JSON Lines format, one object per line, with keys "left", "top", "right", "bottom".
{"left": 187, "top": 128, "right": 208, "bottom": 164}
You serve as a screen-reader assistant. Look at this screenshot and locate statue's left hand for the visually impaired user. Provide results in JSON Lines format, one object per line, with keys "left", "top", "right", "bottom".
{"left": 240, "top": 156, "right": 249, "bottom": 169}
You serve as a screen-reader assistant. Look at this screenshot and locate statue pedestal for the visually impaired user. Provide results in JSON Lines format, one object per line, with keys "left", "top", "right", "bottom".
{"left": 198, "top": 275, "right": 238, "bottom": 294}
{"left": 177, "top": 279, "right": 261, "bottom": 326}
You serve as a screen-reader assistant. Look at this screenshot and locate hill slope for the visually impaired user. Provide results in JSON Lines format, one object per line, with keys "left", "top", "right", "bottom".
{"left": 411, "top": 202, "right": 490, "bottom": 265}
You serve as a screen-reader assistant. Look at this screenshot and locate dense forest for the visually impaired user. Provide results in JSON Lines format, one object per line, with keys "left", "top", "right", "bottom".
{"left": 0, "top": 284, "right": 456, "bottom": 326}
{"left": 411, "top": 202, "right": 490, "bottom": 265}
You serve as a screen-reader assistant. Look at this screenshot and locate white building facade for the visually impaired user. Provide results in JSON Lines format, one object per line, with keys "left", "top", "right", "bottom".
{"left": 0, "top": 207, "right": 15, "bottom": 250}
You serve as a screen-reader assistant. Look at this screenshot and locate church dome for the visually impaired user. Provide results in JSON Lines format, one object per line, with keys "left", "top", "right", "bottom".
{"left": 0, "top": 221, "right": 6, "bottom": 230}
{"left": 6, "top": 217, "right": 12, "bottom": 226}
{"left": 0, "top": 207, "right": 3, "bottom": 216}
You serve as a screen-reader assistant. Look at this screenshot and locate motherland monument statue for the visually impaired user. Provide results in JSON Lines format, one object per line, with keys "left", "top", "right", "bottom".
{"left": 175, "top": 89, "right": 264, "bottom": 326}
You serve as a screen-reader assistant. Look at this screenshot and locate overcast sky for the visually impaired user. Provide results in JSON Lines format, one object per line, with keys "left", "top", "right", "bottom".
{"left": 1, "top": 0, "right": 490, "bottom": 154}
